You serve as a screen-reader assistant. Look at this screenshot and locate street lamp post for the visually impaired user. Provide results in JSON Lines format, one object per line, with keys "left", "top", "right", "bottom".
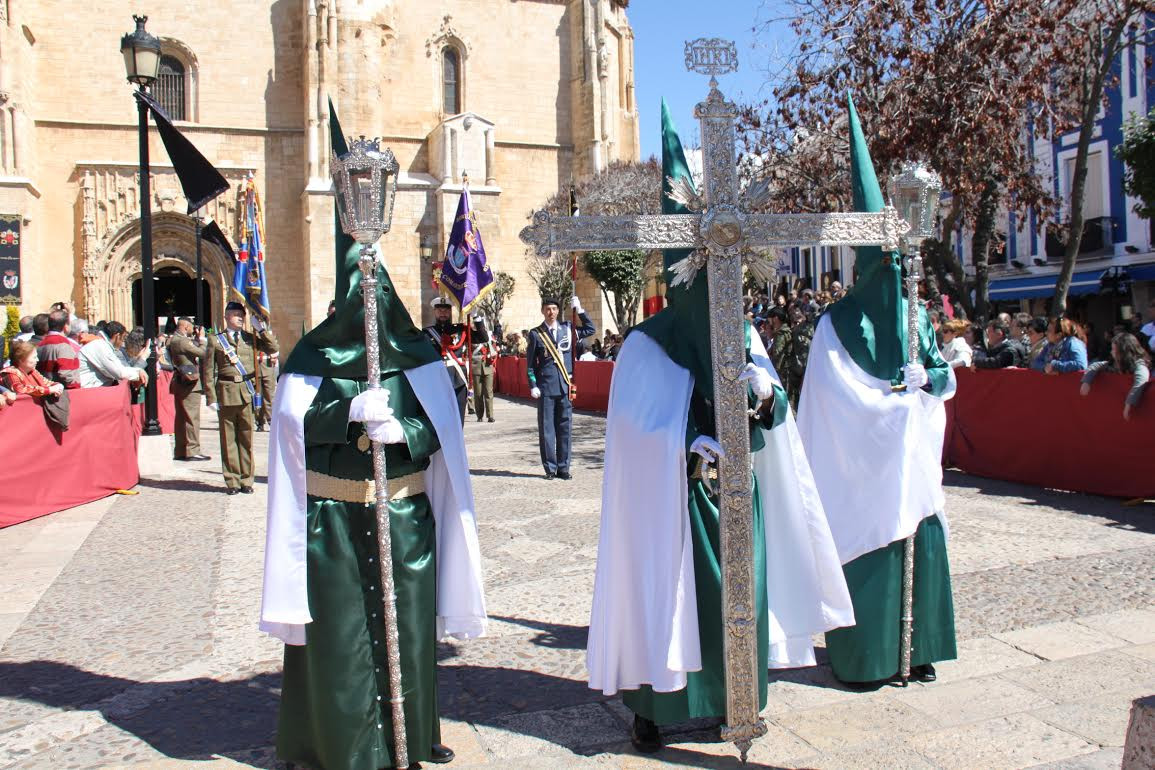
{"left": 194, "top": 209, "right": 204, "bottom": 327}
{"left": 122, "top": 15, "right": 162, "bottom": 436}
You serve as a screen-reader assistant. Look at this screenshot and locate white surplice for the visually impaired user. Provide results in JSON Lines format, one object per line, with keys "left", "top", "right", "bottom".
{"left": 586, "top": 331, "right": 854, "bottom": 696}
{"left": 259, "top": 361, "right": 487, "bottom": 645}
{"left": 796, "top": 315, "right": 956, "bottom": 566}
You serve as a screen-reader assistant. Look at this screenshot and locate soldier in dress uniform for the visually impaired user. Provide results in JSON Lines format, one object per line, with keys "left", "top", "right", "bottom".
{"left": 471, "top": 321, "right": 498, "bottom": 423}
{"left": 254, "top": 349, "right": 278, "bottom": 432}
{"left": 205, "top": 301, "right": 278, "bottom": 494}
{"left": 423, "top": 295, "right": 488, "bottom": 423}
{"left": 526, "top": 296, "right": 595, "bottom": 479}
{"left": 167, "top": 317, "right": 210, "bottom": 461}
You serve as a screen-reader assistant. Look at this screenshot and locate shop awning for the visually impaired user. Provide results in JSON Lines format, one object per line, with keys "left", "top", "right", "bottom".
{"left": 988, "top": 269, "right": 1106, "bottom": 300}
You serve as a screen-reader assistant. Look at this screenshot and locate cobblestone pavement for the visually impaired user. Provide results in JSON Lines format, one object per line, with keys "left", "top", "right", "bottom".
{"left": 1, "top": 398, "right": 1152, "bottom": 770}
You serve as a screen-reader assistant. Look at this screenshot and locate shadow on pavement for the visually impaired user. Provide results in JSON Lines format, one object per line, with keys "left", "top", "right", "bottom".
{"left": 944, "top": 469, "right": 1155, "bottom": 534}
{"left": 483, "top": 614, "right": 588, "bottom": 650}
{"left": 0, "top": 660, "right": 279, "bottom": 767}
{"left": 470, "top": 468, "right": 546, "bottom": 480}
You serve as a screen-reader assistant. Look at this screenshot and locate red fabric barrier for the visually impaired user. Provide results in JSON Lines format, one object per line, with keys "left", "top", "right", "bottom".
{"left": 0, "top": 383, "right": 140, "bottom": 527}
{"left": 130, "top": 369, "right": 176, "bottom": 435}
{"left": 494, "top": 356, "right": 613, "bottom": 412}
{"left": 946, "top": 367, "right": 1155, "bottom": 499}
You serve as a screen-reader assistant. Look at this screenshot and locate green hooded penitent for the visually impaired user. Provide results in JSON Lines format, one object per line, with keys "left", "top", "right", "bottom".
{"left": 276, "top": 101, "right": 444, "bottom": 770}
{"left": 821, "top": 94, "right": 956, "bottom": 685}
{"left": 622, "top": 100, "right": 783, "bottom": 726}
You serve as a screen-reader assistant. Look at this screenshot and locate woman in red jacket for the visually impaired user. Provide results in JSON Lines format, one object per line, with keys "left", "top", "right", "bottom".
{"left": 1, "top": 341, "right": 64, "bottom": 398}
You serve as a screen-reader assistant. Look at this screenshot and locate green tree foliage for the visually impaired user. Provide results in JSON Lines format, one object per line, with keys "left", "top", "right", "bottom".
{"left": 476, "top": 271, "right": 516, "bottom": 329}
{"left": 3, "top": 305, "right": 19, "bottom": 359}
{"left": 1116, "top": 107, "right": 1155, "bottom": 220}
{"left": 582, "top": 249, "right": 647, "bottom": 332}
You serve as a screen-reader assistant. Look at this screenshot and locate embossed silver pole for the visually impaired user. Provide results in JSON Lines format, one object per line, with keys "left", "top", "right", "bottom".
{"left": 359, "top": 245, "right": 409, "bottom": 764}
{"left": 898, "top": 252, "right": 922, "bottom": 688}
{"left": 519, "top": 39, "right": 911, "bottom": 761}
{"left": 887, "top": 162, "right": 942, "bottom": 690}
{"left": 330, "top": 135, "right": 407, "bottom": 767}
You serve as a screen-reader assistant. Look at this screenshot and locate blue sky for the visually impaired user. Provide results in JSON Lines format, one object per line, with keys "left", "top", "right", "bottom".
{"left": 629, "top": 1, "right": 795, "bottom": 159}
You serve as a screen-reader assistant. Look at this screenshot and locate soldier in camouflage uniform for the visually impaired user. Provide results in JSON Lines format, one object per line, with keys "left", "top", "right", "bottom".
{"left": 766, "top": 307, "right": 792, "bottom": 398}
{"left": 786, "top": 303, "right": 814, "bottom": 413}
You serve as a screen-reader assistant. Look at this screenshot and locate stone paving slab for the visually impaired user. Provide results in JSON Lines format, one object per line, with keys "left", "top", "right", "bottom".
{"left": 1, "top": 396, "right": 1153, "bottom": 770}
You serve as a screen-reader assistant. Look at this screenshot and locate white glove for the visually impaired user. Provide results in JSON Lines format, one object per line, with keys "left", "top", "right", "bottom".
{"left": 250, "top": 316, "right": 266, "bottom": 333}
{"left": 366, "top": 415, "right": 406, "bottom": 444}
{"left": 903, "top": 363, "right": 929, "bottom": 390}
{"left": 737, "top": 362, "right": 775, "bottom": 401}
{"left": 690, "top": 435, "right": 726, "bottom": 463}
{"left": 571, "top": 296, "right": 582, "bottom": 312}
{"left": 530, "top": 386, "right": 542, "bottom": 399}
{"left": 349, "top": 389, "right": 392, "bottom": 423}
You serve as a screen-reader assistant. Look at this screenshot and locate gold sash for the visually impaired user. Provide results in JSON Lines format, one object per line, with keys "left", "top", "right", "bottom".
{"left": 305, "top": 469, "right": 425, "bottom": 505}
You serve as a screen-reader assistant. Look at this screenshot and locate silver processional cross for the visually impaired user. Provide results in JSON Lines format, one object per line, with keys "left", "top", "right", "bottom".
{"left": 520, "top": 39, "right": 908, "bottom": 761}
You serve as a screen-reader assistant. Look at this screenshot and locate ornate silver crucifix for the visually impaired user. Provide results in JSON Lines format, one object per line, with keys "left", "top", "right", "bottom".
{"left": 521, "top": 39, "right": 908, "bottom": 761}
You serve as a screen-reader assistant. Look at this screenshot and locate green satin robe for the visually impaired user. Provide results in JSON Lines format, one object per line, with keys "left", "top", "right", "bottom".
{"left": 277, "top": 374, "right": 442, "bottom": 770}
{"left": 623, "top": 383, "right": 787, "bottom": 726}
{"left": 825, "top": 515, "right": 956, "bottom": 683}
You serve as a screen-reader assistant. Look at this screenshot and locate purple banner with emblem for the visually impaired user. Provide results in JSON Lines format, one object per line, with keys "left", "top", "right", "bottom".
{"left": 435, "top": 188, "right": 494, "bottom": 313}
{"left": 0, "top": 215, "right": 20, "bottom": 305}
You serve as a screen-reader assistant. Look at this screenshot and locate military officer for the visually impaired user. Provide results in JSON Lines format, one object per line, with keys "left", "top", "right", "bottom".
{"left": 424, "top": 295, "right": 488, "bottom": 423}
{"left": 471, "top": 320, "right": 498, "bottom": 423}
{"left": 167, "top": 317, "right": 210, "bottom": 462}
{"left": 526, "top": 295, "right": 595, "bottom": 479}
{"left": 205, "top": 301, "right": 278, "bottom": 494}
{"left": 254, "top": 349, "right": 278, "bottom": 432}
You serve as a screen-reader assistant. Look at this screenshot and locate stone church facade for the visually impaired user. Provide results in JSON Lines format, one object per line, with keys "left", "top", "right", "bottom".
{"left": 0, "top": 0, "right": 638, "bottom": 345}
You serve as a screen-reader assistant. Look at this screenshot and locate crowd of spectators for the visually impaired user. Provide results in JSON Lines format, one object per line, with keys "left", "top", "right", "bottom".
{"left": 0, "top": 301, "right": 171, "bottom": 417}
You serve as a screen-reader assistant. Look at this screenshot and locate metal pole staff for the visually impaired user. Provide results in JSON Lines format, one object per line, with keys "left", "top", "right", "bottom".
{"left": 137, "top": 88, "right": 161, "bottom": 436}
{"left": 898, "top": 251, "right": 922, "bottom": 687}
{"left": 358, "top": 245, "right": 408, "bottom": 767}
{"left": 194, "top": 213, "right": 204, "bottom": 327}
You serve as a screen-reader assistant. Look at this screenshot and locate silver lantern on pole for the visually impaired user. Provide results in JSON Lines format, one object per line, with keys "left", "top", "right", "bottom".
{"left": 330, "top": 136, "right": 407, "bottom": 765}
{"left": 886, "top": 160, "right": 942, "bottom": 687}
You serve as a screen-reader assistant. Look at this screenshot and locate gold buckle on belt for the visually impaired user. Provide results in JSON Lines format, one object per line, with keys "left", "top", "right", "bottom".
{"left": 305, "top": 469, "right": 425, "bottom": 505}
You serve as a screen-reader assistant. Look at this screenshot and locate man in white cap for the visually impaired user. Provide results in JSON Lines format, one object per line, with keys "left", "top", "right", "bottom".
{"left": 424, "top": 296, "right": 488, "bottom": 423}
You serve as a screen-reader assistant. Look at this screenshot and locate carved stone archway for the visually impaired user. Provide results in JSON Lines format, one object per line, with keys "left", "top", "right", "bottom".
{"left": 89, "top": 212, "right": 235, "bottom": 326}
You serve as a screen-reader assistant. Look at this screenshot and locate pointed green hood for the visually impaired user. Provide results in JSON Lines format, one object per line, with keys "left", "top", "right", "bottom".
{"left": 825, "top": 94, "right": 908, "bottom": 383}
{"left": 282, "top": 100, "right": 439, "bottom": 379}
{"left": 633, "top": 99, "right": 740, "bottom": 401}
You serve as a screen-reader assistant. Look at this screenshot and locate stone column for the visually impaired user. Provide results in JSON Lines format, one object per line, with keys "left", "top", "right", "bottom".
{"left": 1123, "top": 695, "right": 1154, "bottom": 770}
{"left": 484, "top": 128, "right": 496, "bottom": 186}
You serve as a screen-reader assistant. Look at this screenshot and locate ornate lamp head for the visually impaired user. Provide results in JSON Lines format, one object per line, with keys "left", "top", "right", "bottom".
{"left": 330, "top": 137, "right": 400, "bottom": 246}
{"left": 120, "top": 15, "right": 162, "bottom": 87}
{"left": 887, "top": 162, "right": 943, "bottom": 250}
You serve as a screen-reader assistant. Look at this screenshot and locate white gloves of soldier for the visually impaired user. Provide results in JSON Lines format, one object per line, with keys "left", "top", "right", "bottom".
{"left": 571, "top": 296, "right": 583, "bottom": 313}
{"left": 530, "top": 386, "right": 542, "bottom": 399}
{"left": 250, "top": 316, "right": 266, "bottom": 333}
{"left": 349, "top": 389, "right": 392, "bottom": 422}
{"left": 903, "top": 363, "right": 929, "bottom": 390}
{"left": 737, "top": 362, "right": 775, "bottom": 401}
{"left": 349, "top": 389, "right": 406, "bottom": 445}
{"left": 690, "top": 435, "right": 726, "bottom": 463}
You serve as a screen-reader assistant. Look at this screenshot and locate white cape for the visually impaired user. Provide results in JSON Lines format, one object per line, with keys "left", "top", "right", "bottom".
{"left": 586, "top": 331, "right": 854, "bottom": 696}
{"left": 259, "top": 362, "right": 487, "bottom": 645}
{"left": 797, "top": 315, "right": 956, "bottom": 566}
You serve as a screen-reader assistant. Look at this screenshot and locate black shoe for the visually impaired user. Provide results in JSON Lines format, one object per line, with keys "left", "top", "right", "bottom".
{"left": 240, "top": 486, "right": 254, "bottom": 494}
{"left": 226, "top": 488, "right": 238, "bottom": 495}
{"left": 186, "top": 454, "right": 210, "bottom": 461}
{"left": 427, "top": 744, "right": 455, "bottom": 764}
{"left": 910, "top": 663, "right": 936, "bottom": 682}
{"left": 487, "top": 417, "right": 495, "bottom": 423}
{"left": 544, "top": 471, "right": 556, "bottom": 480}
{"left": 476, "top": 416, "right": 484, "bottom": 422}
{"left": 256, "top": 423, "right": 266, "bottom": 432}
{"left": 838, "top": 677, "right": 888, "bottom": 692}
{"left": 557, "top": 470, "right": 572, "bottom": 480}
{"left": 630, "top": 714, "right": 661, "bottom": 754}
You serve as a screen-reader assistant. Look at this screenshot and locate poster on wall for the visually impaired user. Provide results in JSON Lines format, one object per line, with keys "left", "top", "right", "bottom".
{"left": 0, "top": 215, "right": 20, "bottom": 305}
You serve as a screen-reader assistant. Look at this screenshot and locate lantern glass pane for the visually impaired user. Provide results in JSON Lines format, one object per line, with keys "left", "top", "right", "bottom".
{"left": 135, "top": 47, "right": 161, "bottom": 82}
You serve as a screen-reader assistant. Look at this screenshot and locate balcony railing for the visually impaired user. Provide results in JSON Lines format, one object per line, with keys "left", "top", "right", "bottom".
{"left": 1045, "top": 216, "right": 1115, "bottom": 260}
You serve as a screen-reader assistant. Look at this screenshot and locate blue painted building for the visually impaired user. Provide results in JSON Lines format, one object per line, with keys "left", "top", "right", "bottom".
{"left": 979, "top": 21, "right": 1155, "bottom": 335}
